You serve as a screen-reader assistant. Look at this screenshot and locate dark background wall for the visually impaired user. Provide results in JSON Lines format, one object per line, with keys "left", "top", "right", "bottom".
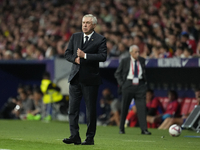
{"left": 0, "top": 60, "right": 54, "bottom": 109}
{"left": 0, "top": 63, "right": 45, "bottom": 108}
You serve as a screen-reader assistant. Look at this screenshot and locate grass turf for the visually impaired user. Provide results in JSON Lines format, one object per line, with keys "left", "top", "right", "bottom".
{"left": 0, "top": 120, "right": 200, "bottom": 150}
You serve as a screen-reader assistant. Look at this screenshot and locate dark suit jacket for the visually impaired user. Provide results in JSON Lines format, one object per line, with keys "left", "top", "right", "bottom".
{"left": 65, "top": 31, "right": 107, "bottom": 85}
{"left": 114, "top": 56, "right": 147, "bottom": 88}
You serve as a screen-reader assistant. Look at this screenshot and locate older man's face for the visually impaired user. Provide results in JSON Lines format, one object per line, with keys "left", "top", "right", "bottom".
{"left": 130, "top": 47, "right": 139, "bottom": 59}
{"left": 82, "top": 17, "right": 96, "bottom": 35}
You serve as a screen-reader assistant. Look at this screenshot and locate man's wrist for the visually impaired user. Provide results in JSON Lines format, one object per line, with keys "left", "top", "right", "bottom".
{"left": 84, "top": 53, "right": 87, "bottom": 59}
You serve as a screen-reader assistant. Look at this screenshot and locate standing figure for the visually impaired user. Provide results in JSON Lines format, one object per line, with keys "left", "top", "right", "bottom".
{"left": 63, "top": 14, "right": 107, "bottom": 145}
{"left": 115, "top": 45, "right": 151, "bottom": 135}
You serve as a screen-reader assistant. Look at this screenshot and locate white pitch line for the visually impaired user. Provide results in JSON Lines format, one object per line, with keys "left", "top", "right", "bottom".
{"left": 188, "top": 142, "right": 200, "bottom": 144}
{"left": 10, "top": 138, "right": 23, "bottom": 140}
{"left": 122, "top": 140, "right": 155, "bottom": 143}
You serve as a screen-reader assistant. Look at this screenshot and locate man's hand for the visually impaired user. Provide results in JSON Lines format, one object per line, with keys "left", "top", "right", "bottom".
{"left": 77, "top": 48, "right": 85, "bottom": 58}
{"left": 75, "top": 57, "right": 80, "bottom": 64}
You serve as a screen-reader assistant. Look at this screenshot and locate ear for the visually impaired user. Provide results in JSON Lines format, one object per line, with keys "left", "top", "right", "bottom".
{"left": 93, "top": 24, "right": 96, "bottom": 29}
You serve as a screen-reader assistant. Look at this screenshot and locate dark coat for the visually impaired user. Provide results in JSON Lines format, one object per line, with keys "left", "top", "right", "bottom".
{"left": 114, "top": 56, "right": 147, "bottom": 89}
{"left": 65, "top": 31, "right": 107, "bottom": 85}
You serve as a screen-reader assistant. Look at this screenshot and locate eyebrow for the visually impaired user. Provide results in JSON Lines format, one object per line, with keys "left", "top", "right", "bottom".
{"left": 82, "top": 21, "right": 91, "bottom": 23}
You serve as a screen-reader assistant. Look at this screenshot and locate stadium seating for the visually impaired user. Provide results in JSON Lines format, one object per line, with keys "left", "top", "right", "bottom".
{"left": 188, "top": 98, "right": 198, "bottom": 113}
{"left": 157, "top": 97, "right": 197, "bottom": 117}
{"left": 158, "top": 97, "right": 169, "bottom": 111}
{"left": 179, "top": 98, "right": 192, "bottom": 116}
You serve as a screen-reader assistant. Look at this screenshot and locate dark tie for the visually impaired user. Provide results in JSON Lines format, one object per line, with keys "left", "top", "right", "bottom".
{"left": 84, "top": 36, "right": 89, "bottom": 46}
{"left": 134, "top": 60, "right": 138, "bottom": 78}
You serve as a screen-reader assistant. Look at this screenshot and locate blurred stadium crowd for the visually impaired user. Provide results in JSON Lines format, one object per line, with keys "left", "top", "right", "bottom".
{"left": 0, "top": 0, "right": 200, "bottom": 60}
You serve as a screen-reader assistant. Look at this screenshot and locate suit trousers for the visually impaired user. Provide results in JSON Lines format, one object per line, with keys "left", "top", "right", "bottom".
{"left": 120, "top": 80, "right": 147, "bottom": 131}
{"left": 69, "top": 74, "right": 99, "bottom": 139}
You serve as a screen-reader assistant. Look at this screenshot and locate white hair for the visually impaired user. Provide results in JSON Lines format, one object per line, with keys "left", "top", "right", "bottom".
{"left": 82, "top": 14, "right": 97, "bottom": 24}
{"left": 129, "top": 45, "right": 139, "bottom": 53}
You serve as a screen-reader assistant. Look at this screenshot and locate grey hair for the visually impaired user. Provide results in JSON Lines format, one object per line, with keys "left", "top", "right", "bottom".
{"left": 82, "top": 14, "right": 97, "bottom": 24}
{"left": 129, "top": 45, "right": 139, "bottom": 53}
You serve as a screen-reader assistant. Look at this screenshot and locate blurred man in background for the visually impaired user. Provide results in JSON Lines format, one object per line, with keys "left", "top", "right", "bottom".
{"left": 115, "top": 45, "right": 151, "bottom": 135}
{"left": 98, "top": 88, "right": 121, "bottom": 126}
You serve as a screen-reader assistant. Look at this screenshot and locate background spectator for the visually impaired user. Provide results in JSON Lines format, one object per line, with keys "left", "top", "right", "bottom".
{"left": 181, "top": 47, "right": 193, "bottom": 58}
{"left": 27, "top": 88, "right": 44, "bottom": 120}
{"left": 0, "top": 97, "right": 17, "bottom": 119}
{"left": 147, "top": 90, "right": 179, "bottom": 125}
{"left": 146, "top": 89, "right": 164, "bottom": 128}
{"left": 158, "top": 88, "right": 200, "bottom": 129}
{"left": 174, "top": 46, "right": 184, "bottom": 58}
{"left": 124, "top": 99, "right": 138, "bottom": 127}
{"left": 12, "top": 91, "right": 35, "bottom": 120}
{"left": 97, "top": 88, "right": 121, "bottom": 126}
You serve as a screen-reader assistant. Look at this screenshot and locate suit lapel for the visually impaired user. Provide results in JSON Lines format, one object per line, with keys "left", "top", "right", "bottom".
{"left": 139, "top": 57, "right": 144, "bottom": 69}
{"left": 125, "top": 57, "right": 131, "bottom": 74}
{"left": 87, "top": 31, "right": 96, "bottom": 45}
{"left": 78, "top": 32, "right": 83, "bottom": 49}
{"left": 138, "top": 57, "right": 146, "bottom": 81}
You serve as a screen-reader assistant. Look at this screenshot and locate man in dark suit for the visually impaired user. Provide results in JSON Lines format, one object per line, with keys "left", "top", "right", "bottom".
{"left": 115, "top": 45, "right": 151, "bottom": 135}
{"left": 63, "top": 14, "right": 107, "bottom": 145}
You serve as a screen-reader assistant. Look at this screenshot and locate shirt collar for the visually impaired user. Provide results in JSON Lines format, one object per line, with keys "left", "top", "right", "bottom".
{"left": 84, "top": 31, "right": 94, "bottom": 40}
{"left": 131, "top": 56, "right": 136, "bottom": 61}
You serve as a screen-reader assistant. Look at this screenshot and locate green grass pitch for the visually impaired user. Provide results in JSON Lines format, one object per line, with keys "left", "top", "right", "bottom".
{"left": 0, "top": 120, "right": 200, "bottom": 150}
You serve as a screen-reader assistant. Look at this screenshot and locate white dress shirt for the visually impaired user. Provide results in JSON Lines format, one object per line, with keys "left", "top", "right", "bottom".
{"left": 83, "top": 31, "right": 94, "bottom": 59}
{"left": 83, "top": 31, "right": 94, "bottom": 43}
{"left": 127, "top": 56, "right": 143, "bottom": 80}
